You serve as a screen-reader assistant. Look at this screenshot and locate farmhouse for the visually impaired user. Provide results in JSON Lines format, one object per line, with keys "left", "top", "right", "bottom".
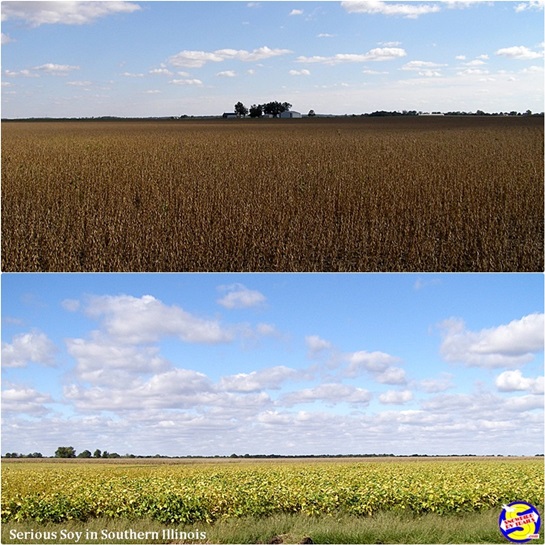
{"left": 280, "top": 111, "right": 302, "bottom": 119}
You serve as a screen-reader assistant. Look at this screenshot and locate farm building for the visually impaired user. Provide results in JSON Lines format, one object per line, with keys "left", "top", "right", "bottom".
{"left": 222, "top": 112, "right": 238, "bottom": 119}
{"left": 280, "top": 111, "right": 302, "bottom": 118}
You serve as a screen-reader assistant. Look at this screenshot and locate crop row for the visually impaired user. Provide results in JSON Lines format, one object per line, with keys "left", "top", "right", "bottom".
{"left": 2, "top": 460, "right": 543, "bottom": 524}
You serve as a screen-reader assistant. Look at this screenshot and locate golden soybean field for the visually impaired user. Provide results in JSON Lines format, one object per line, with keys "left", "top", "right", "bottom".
{"left": 2, "top": 117, "right": 543, "bottom": 272}
{"left": 2, "top": 459, "right": 543, "bottom": 525}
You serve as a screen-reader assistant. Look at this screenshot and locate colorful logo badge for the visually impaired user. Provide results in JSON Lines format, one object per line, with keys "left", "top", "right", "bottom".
{"left": 499, "top": 502, "right": 541, "bottom": 543}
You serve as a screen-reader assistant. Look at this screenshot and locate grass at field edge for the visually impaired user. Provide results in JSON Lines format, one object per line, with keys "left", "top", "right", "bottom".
{"left": 4, "top": 509, "right": 544, "bottom": 544}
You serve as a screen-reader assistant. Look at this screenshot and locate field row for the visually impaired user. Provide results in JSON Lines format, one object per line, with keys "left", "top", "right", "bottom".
{"left": 2, "top": 459, "right": 543, "bottom": 524}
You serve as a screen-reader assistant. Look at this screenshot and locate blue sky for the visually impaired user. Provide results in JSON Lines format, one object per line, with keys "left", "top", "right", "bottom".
{"left": 1, "top": 1, "right": 544, "bottom": 117}
{"left": 2, "top": 273, "right": 543, "bottom": 456}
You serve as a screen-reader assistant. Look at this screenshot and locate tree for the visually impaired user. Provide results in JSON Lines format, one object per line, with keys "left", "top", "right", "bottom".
{"left": 234, "top": 102, "right": 248, "bottom": 117}
{"left": 308, "top": 109, "right": 316, "bottom": 117}
{"left": 249, "top": 104, "right": 263, "bottom": 118}
{"left": 102, "top": 450, "right": 109, "bottom": 458}
{"left": 55, "top": 446, "right": 76, "bottom": 458}
{"left": 262, "top": 101, "right": 291, "bottom": 118}
{"left": 93, "top": 449, "right": 102, "bottom": 458}
{"left": 78, "top": 450, "right": 92, "bottom": 458}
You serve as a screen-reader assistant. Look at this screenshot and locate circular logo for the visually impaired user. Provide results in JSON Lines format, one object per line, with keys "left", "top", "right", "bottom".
{"left": 499, "top": 502, "right": 541, "bottom": 543}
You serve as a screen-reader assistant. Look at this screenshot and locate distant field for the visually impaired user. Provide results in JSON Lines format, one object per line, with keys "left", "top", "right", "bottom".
{"left": 2, "top": 458, "right": 543, "bottom": 544}
{"left": 2, "top": 117, "right": 543, "bottom": 272}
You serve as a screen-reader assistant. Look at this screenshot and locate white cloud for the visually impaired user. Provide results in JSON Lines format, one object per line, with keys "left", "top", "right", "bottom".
{"left": 305, "top": 335, "right": 332, "bottom": 357}
{"left": 217, "top": 70, "right": 237, "bottom": 78}
{"left": 297, "top": 48, "right": 406, "bottom": 65}
{"left": 289, "top": 69, "right": 311, "bottom": 76}
{"left": 341, "top": 1, "right": 441, "bottom": 18}
{"left": 34, "top": 63, "right": 80, "bottom": 76}
{"left": 149, "top": 68, "right": 173, "bottom": 76}
{"left": 439, "top": 313, "right": 544, "bottom": 368}
{"left": 496, "top": 370, "right": 544, "bottom": 394}
{"left": 402, "top": 60, "right": 446, "bottom": 71}
{"left": 289, "top": 9, "right": 304, "bottom": 16}
{"left": 419, "top": 374, "right": 454, "bottom": 393}
{"left": 1, "top": 33, "right": 13, "bottom": 44}
{"left": 168, "top": 46, "right": 291, "bottom": 68}
{"left": 514, "top": 0, "right": 544, "bottom": 12}
{"left": 2, "top": 387, "right": 53, "bottom": 415}
{"left": 1, "top": 330, "right": 57, "bottom": 368}
{"left": 66, "top": 81, "right": 92, "bottom": 87}
{"left": 344, "top": 350, "right": 401, "bottom": 376}
{"left": 170, "top": 79, "right": 203, "bottom": 86}
{"left": 84, "top": 294, "right": 232, "bottom": 344}
{"left": 495, "top": 46, "right": 543, "bottom": 60}
{"left": 1, "top": 1, "right": 141, "bottom": 27}
{"left": 317, "top": 33, "right": 335, "bottom": 38}
{"left": 375, "top": 366, "right": 407, "bottom": 385}
{"left": 379, "top": 390, "right": 413, "bottom": 404}
{"left": 121, "top": 72, "right": 144, "bottom": 78}
{"left": 66, "top": 335, "right": 170, "bottom": 385}
{"left": 282, "top": 383, "right": 372, "bottom": 406}
{"left": 219, "top": 366, "right": 298, "bottom": 393}
{"left": 217, "top": 284, "right": 266, "bottom": 309}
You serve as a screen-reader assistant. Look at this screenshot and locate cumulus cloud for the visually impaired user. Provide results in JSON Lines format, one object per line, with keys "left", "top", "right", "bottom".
{"left": 419, "top": 373, "right": 454, "bottom": 393}
{"left": 219, "top": 366, "right": 298, "bottom": 393}
{"left": 169, "top": 79, "right": 203, "bottom": 86}
{"left": 149, "top": 68, "right": 173, "bottom": 76}
{"left": 344, "top": 350, "right": 401, "bottom": 377}
{"left": 495, "top": 46, "right": 543, "bottom": 60}
{"left": 305, "top": 335, "right": 333, "bottom": 357}
{"left": 217, "top": 284, "right": 266, "bottom": 309}
{"left": 217, "top": 70, "right": 236, "bottom": 78}
{"left": 2, "top": 330, "right": 57, "bottom": 368}
{"left": 495, "top": 370, "right": 544, "bottom": 394}
{"left": 2, "top": 386, "right": 53, "bottom": 415}
{"left": 168, "top": 46, "right": 291, "bottom": 68}
{"left": 379, "top": 389, "right": 413, "bottom": 404}
{"left": 375, "top": 366, "right": 407, "bottom": 385}
{"left": 514, "top": 0, "right": 544, "bottom": 11}
{"left": 297, "top": 48, "right": 406, "bottom": 65}
{"left": 282, "top": 383, "right": 372, "bottom": 407}
{"left": 1, "top": 1, "right": 141, "bottom": 27}
{"left": 289, "top": 69, "right": 311, "bottom": 76}
{"left": 402, "top": 60, "right": 446, "bottom": 71}
{"left": 84, "top": 294, "right": 233, "bottom": 344}
{"left": 438, "top": 313, "right": 544, "bottom": 368}
{"left": 66, "top": 335, "right": 170, "bottom": 385}
{"left": 1, "top": 33, "right": 13, "bottom": 44}
{"left": 289, "top": 9, "right": 304, "bottom": 15}
{"left": 341, "top": 1, "right": 441, "bottom": 18}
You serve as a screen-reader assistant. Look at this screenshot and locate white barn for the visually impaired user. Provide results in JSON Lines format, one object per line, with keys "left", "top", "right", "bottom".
{"left": 280, "top": 111, "right": 302, "bottom": 118}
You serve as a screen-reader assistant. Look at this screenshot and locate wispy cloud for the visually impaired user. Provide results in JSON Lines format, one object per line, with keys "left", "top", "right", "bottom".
{"left": 341, "top": 1, "right": 441, "bottom": 18}
{"left": 1, "top": 1, "right": 141, "bottom": 27}
{"left": 297, "top": 47, "right": 407, "bottom": 65}
{"left": 168, "top": 46, "right": 292, "bottom": 68}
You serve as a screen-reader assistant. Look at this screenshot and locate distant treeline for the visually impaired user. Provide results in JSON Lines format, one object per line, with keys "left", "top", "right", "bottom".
{"left": 4, "top": 449, "right": 544, "bottom": 459}
{"left": 2, "top": 109, "right": 543, "bottom": 122}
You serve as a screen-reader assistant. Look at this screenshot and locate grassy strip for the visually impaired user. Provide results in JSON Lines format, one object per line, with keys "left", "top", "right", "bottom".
{"left": 4, "top": 509, "right": 542, "bottom": 544}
